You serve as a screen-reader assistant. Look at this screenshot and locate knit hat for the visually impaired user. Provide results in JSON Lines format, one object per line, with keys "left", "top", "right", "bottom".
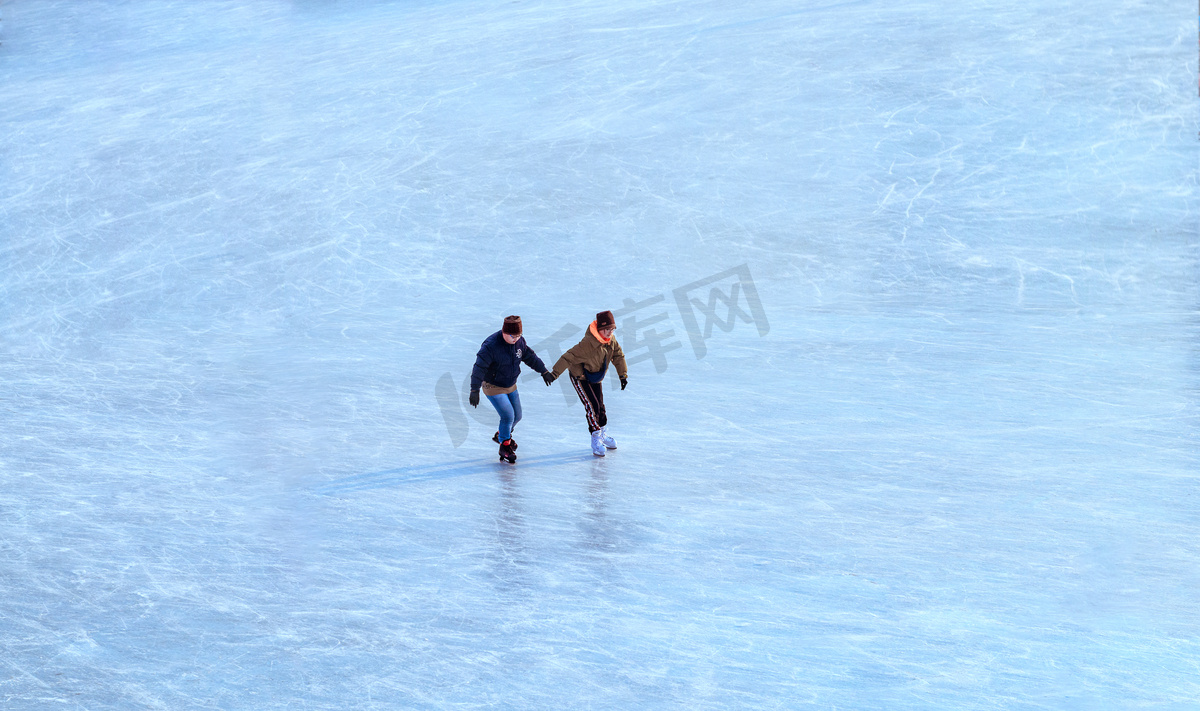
{"left": 502, "top": 315, "right": 522, "bottom": 336}
{"left": 595, "top": 310, "right": 615, "bottom": 330}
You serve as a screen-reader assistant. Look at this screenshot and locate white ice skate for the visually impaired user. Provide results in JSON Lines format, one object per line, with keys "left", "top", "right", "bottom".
{"left": 599, "top": 426, "right": 617, "bottom": 450}
{"left": 590, "top": 430, "right": 606, "bottom": 457}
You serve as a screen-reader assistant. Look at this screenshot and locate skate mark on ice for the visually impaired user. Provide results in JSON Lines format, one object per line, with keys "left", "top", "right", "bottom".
{"left": 314, "top": 452, "right": 595, "bottom": 494}
{"left": 698, "top": 0, "right": 869, "bottom": 34}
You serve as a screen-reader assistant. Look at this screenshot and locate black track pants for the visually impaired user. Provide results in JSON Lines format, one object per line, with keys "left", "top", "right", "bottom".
{"left": 571, "top": 377, "right": 607, "bottom": 433}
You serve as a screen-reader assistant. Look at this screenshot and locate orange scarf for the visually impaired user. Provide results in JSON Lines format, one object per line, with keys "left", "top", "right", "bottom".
{"left": 588, "top": 320, "right": 611, "bottom": 344}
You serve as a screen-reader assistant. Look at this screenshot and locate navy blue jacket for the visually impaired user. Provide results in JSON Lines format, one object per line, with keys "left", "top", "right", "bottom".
{"left": 471, "top": 331, "right": 548, "bottom": 392}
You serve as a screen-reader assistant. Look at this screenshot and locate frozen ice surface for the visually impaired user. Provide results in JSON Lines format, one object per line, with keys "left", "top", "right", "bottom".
{"left": 1, "top": 0, "right": 1197, "bottom": 707}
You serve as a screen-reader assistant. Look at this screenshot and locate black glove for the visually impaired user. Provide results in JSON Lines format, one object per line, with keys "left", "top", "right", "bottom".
{"left": 620, "top": 377, "right": 628, "bottom": 391}
{"left": 469, "top": 390, "right": 480, "bottom": 408}
{"left": 542, "top": 371, "right": 556, "bottom": 386}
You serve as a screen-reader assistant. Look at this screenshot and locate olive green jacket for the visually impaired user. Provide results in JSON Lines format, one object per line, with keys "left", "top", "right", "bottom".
{"left": 552, "top": 324, "right": 628, "bottom": 382}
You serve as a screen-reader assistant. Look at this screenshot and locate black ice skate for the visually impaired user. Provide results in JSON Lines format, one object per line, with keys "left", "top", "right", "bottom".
{"left": 498, "top": 439, "right": 517, "bottom": 464}
{"left": 492, "top": 431, "right": 517, "bottom": 450}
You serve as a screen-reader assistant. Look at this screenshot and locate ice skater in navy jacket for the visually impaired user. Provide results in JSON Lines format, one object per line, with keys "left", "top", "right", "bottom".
{"left": 469, "top": 315, "right": 554, "bottom": 463}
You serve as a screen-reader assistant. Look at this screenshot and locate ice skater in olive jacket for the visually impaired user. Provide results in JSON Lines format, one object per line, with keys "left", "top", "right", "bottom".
{"left": 470, "top": 315, "right": 555, "bottom": 463}
{"left": 545, "top": 310, "right": 628, "bottom": 457}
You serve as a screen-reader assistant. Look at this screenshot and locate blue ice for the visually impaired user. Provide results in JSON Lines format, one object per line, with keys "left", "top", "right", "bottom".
{"left": 1, "top": 0, "right": 1197, "bottom": 708}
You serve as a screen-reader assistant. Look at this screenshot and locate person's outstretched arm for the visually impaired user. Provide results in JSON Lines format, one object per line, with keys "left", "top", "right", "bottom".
{"left": 551, "top": 340, "right": 586, "bottom": 379}
{"left": 520, "top": 343, "right": 548, "bottom": 374}
{"left": 612, "top": 338, "right": 628, "bottom": 390}
{"left": 469, "top": 345, "right": 490, "bottom": 406}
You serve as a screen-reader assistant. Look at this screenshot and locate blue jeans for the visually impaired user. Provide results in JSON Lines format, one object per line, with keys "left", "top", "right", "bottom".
{"left": 486, "top": 390, "right": 522, "bottom": 442}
